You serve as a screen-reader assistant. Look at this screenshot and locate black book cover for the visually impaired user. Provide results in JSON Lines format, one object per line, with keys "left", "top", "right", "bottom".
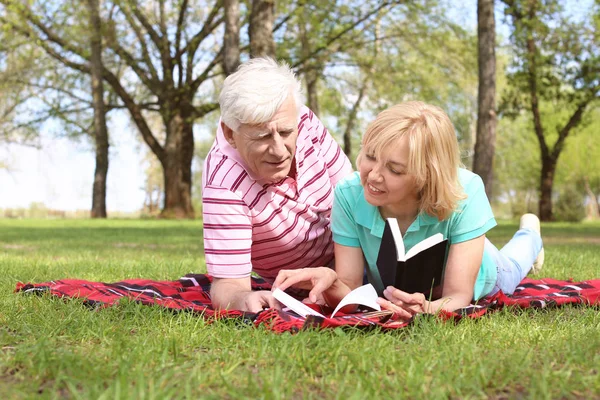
{"left": 376, "top": 218, "right": 448, "bottom": 297}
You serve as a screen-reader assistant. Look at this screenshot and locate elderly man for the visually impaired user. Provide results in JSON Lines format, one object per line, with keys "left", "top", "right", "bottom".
{"left": 202, "top": 58, "right": 352, "bottom": 313}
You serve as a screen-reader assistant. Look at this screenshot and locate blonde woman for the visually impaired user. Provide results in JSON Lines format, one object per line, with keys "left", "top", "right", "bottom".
{"left": 273, "top": 101, "right": 544, "bottom": 320}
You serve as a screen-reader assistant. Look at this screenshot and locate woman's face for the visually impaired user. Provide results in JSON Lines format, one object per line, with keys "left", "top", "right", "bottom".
{"left": 358, "top": 136, "right": 420, "bottom": 211}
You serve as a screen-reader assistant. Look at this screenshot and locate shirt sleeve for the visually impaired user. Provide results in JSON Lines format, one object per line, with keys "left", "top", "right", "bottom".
{"left": 449, "top": 174, "right": 497, "bottom": 244}
{"left": 202, "top": 185, "right": 253, "bottom": 278}
{"left": 331, "top": 183, "right": 361, "bottom": 247}
{"left": 305, "top": 108, "right": 353, "bottom": 186}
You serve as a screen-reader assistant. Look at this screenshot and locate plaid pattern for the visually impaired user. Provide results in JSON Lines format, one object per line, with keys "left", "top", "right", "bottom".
{"left": 15, "top": 275, "right": 600, "bottom": 333}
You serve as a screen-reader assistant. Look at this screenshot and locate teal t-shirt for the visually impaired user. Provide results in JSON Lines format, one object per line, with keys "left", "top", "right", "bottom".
{"left": 331, "top": 169, "right": 498, "bottom": 300}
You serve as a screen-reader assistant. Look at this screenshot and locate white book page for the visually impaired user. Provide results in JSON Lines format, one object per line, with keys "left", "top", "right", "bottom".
{"left": 404, "top": 232, "right": 445, "bottom": 260}
{"left": 387, "top": 218, "right": 406, "bottom": 261}
{"left": 330, "top": 284, "right": 381, "bottom": 318}
{"left": 272, "top": 288, "right": 325, "bottom": 318}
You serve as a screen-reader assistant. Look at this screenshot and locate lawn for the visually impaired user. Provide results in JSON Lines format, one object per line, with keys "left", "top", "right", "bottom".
{"left": 1, "top": 219, "right": 599, "bottom": 399}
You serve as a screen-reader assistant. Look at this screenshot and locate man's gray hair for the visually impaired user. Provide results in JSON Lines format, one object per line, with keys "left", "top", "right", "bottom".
{"left": 219, "top": 57, "right": 303, "bottom": 130}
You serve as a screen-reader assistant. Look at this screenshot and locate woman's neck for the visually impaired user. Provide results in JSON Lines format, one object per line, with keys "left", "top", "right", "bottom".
{"left": 379, "top": 201, "right": 420, "bottom": 225}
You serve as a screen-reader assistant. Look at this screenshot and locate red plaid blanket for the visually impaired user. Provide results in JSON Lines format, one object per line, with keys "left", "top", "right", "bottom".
{"left": 15, "top": 275, "right": 600, "bottom": 333}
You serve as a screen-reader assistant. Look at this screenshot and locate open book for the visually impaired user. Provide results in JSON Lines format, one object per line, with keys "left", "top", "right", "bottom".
{"left": 376, "top": 218, "right": 448, "bottom": 296}
{"left": 272, "top": 284, "right": 380, "bottom": 319}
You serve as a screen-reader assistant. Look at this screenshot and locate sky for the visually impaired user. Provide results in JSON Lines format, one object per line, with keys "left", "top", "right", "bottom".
{"left": 0, "top": 115, "right": 147, "bottom": 212}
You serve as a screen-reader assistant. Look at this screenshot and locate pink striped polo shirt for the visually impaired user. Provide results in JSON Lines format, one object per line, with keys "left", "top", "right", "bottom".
{"left": 202, "top": 106, "right": 353, "bottom": 282}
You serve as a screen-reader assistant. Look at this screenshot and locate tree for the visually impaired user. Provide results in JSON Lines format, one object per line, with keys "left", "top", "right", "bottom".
{"left": 0, "top": 0, "right": 227, "bottom": 218}
{"left": 0, "top": 34, "right": 46, "bottom": 147}
{"left": 223, "top": 0, "right": 241, "bottom": 75}
{"left": 473, "top": 0, "right": 497, "bottom": 199}
{"left": 276, "top": 1, "right": 430, "bottom": 158}
{"left": 298, "top": 6, "right": 322, "bottom": 115}
{"left": 249, "top": 0, "right": 275, "bottom": 57}
{"left": 340, "top": 18, "right": 381, "bottom": 157}
{"left": 0, "top": 20, "right": 128, "bottom": 216}
{"left": 493, "top": 113, "right": 540, "bottom": 217}
{"left": 313, "top": 1, "right": 479, "bottom": 162}
{"left": 0, "top": 21, "right": 96, "bottom": 172}
{"left": 3, "top": 0, "right": 397, "bottom": 218}
{"left": 86, "top": 0, "right": 109, "bottom": 218}
{"left": 502, "top": 0, "right": 600, "bottom": 221}
{"left": 554, "top": 106, "right": 600, "bottom": 219}
{"left": 141, "top": 149, "right": 164, "bottom": 216}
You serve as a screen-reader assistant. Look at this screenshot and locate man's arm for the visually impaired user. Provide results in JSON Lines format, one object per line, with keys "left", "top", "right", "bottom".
{"left": 203, "top": 179, "right": 258, "bottom": 310}
{"left": 211, "top": 277, "right": 279, "bottom": 313}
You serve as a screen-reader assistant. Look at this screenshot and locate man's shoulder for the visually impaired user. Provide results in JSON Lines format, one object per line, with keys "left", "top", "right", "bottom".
{"left": 298, "top": 105, "right": 314, "bottom": 123}
{"left": 297, "top": 106, "right": 324, "bottom": 139}
{"left": 202, "top": 147, "right": 256, "bottom": 192}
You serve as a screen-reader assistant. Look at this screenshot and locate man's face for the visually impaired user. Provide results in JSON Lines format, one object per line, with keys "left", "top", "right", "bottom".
{"left": 223, "top": 96, "right": 298, "bottom": 183}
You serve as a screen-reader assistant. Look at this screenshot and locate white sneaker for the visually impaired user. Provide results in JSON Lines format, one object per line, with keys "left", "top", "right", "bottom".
{"left": 520, "top": 213, "right": 544, "bottom": 274}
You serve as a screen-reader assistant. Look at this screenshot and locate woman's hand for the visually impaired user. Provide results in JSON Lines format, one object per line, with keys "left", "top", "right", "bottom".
{"left": 377, "top": 286, "right": 431, "bottom": 320}
{"left": 272, "top": 267, "right": 338, "bottom": 303}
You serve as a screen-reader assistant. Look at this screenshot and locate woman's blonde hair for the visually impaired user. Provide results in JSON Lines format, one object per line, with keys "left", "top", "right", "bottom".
{"left": 357, "top": 101, "right": 466, "bottom": 221}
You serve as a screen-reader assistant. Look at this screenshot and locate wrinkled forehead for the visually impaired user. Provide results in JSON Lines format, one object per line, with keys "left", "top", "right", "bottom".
{"left": 236, "top": 122, "right": 271, "bottom": 139}
{"left": 237, "top": 118, "right": 297, "bottom": 138}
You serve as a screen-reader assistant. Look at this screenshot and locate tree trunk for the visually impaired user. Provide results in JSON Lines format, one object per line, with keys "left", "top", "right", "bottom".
{"left": 473, "top": 0, "right": 497, "bottom": 200}
{"left": 343, "top": 19, "right": 380, "bottom": 158}
{"left": 343, "top": 81, "right": 368, "bottom": 157}
{"left": 223, "top": 0, "right": 240, "bottom": 75}
{"left": 87, "top": 0, "right": 109, "bottom": 219}
{"left": 249, "top": 0, "right": 275, "bottom": 58}
{"left": 305, "top": 70, "right": 320, "bottom": 115}
{"left": 539, "top": 155, "right": 556, "bottom": 221}
{"left": 161, "top": 110, "right": 195, "bottom": 219}
{"left": 299, "top": 17, "right": 320, "bottom": 114}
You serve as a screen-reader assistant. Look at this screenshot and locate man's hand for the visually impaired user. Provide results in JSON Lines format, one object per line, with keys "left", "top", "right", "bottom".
{"left": 272, "top": 267, "right": 338, "bottom": 303}
{"left": 211, "top": 277, "right": 280, "bottom": 313}
{"left": 376, "top": 286, "right": 430, "bottom": 321}
{"left": 240, "top": 291, "right": 280, "bottom": 313}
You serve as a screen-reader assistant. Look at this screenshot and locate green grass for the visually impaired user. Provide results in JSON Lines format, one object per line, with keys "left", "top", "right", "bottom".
{"left": 1, "top": 219, "right": 599, "bottom": 399}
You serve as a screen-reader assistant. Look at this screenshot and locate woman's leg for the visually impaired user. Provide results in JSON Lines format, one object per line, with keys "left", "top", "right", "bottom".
{"left": 486, "top": 228, "right": 543, "bottom": 295}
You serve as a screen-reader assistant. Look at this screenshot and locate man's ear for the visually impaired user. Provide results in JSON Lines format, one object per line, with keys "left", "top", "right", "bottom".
{"left": 221, "top": 121, "right": 237, "bottom": 149}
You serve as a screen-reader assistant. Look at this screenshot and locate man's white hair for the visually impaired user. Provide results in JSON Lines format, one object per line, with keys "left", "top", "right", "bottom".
{"left": 219, "top": 57, "right": 303, "bottom": 130}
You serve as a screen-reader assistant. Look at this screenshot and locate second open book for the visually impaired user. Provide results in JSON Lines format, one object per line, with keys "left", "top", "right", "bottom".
{"left": 272, "top": 283, "right": 381, "bottom": 319}
{"left": 376, "top": 218, "right": 449, "bottom": 295}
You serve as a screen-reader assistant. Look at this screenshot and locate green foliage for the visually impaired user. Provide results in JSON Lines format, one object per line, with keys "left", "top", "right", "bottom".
{"left": 492, "top": 111, "right": 538, "bottom": 216}
{"left": 312, "top": 1, "right": 479, "bottom": 161}
{"left": 493, "top": 104, "right": 600, "bottom": 219}
{"left": 0, "top": 1, "right": 101, "bottom": 143}
{"left": 0, "top": 219, "right": 599, "bottom": 398}
{"left": 555, "top": 106, "right": 600, "bottom": 195}
{"left": 0, "top": 31, "right": 45, "bottom": 145}
{"left": 501, "top": 0, "right": 599, "bottom": 114}
{"left": 554, "top": 184, "right": 586, "bottom": 222}
{"left": 498, "top": 0, "right": 599, "bottom": 219}
{"left": 502, "top": 0, "right": 599, "bottom": 117}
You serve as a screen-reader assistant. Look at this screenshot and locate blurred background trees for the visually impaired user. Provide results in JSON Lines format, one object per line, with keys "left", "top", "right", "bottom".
{"left": 0, "top": 0, "right": 597, "bottom": 221}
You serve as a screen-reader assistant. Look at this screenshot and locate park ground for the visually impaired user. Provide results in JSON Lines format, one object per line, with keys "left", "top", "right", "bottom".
{"left": 0, "top": 219, "right": 599, "bottom": 399}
